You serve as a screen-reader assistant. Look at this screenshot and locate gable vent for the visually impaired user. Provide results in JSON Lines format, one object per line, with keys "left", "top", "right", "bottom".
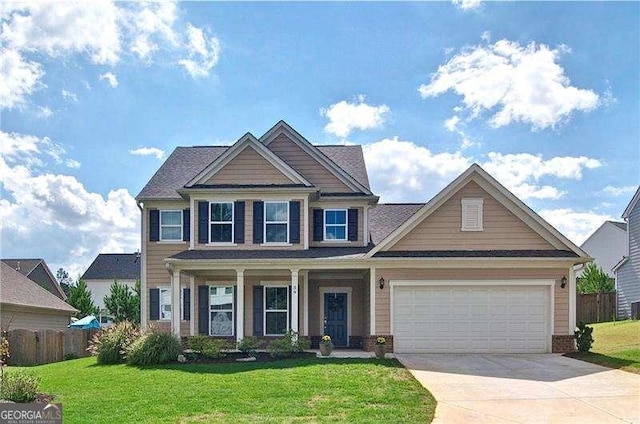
{"left": 461, "top": 198, "right": 483, "bottom": 231}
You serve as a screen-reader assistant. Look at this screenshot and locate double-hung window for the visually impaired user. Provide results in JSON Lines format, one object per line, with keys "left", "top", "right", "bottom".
{"left": 324, "top": 209, "right": 347, "bottom": 241}
{"left": 264, "top": 201, "right": 288, "bottom": 243}
{"left": 264, "top": 286, "right": 288, "bottom": 335}
{"left": 159, "top": 288, "right": 172, "bottom": 320}
{"left": 210, "top": 286, "right": 234, "bottom": 336}
{"left": 160, "top": 210, "right": 182, "bottom": 241}
{"left": 210, "top": 202, "right": 233, "bottom": 243}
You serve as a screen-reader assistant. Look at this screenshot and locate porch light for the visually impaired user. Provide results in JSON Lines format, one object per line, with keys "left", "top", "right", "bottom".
{"left": 560, "top": 276, "right": 567, "bottom": 289}
{"left": 379, "top": 277, "right": 385, "bottom": 290}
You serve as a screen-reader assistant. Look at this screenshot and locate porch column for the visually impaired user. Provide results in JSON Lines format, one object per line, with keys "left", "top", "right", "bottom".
{"left": 291, "top": 269, "right": 299, "bottom": 333}
{"left": 301, "top": 270, "right": 309, "bottom": 336}
{"left": 236, "top": 269, "right": 245, "bottom": 342}
{"left": 369, "top": 268, "right": 376, "bottom": 336}
{"left": 171, "top": 268, "right": 181, "bottom": 338}
{"left": 189, "top": 276, "right": 195, "bottom": 336}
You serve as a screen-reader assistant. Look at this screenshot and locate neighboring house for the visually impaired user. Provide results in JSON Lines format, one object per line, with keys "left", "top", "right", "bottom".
{"left": 135, "top": 121, "right": 590, "bottom": 354}
{"left": 1, "top": 258, "right": 67, "bottom": 300}
{"left": 579, "top": 221, "right": 627, "bottom": 277}
{"left": 81, "top": 253, "right": 140, "bottom": 324}
{"left": 613, "top": 187, "right": 640, "bottom": 318}
{"left": 0, "top": 262, "right": 78, "bottom": 331}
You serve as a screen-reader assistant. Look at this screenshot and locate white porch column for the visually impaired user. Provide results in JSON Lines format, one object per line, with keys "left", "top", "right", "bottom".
{"left": 236, "top": 269, "right": 245, "bottom": 343}
{"left": 569, "top": 265, "right": 576, "bottom": 333}
{"left": 369, "top": 268, "right": 376, "bottom": 336}
{"left": 291, "top": 269, "right": 299, "bottom": 333}
{"left": 171, "top": 268, "right": 181, "bottom": 338}
{"left": 189, "top": 276, "right": 195, "bottom": 336}
{"left": 301, "top": 270, "right": 309, "bottom": 336}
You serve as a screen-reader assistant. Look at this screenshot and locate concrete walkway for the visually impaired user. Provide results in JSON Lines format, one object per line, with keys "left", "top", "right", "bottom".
{"left": 396, "top": 354, "right": 640, "bottom": 424}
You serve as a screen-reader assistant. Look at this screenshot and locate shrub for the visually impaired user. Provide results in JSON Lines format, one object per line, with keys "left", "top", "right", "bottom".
{"left": 187, "top": 335, "right": 232, "bottom": 359}
{"left": 0, "top": 370, "right": 40, "bottom": 403}
{"left": 126, "top": 328, "right": 182, "bottom": 366}
{"left": 574, "top": 322, "right": 594, "bottom": 353}
{"left": 237, "top": 337, "right": 260, "bottom": 357}
{"left": 89, "top": 321, "right": 140, "bottom": 364}
{"left": 187, "top": 335, "right": 211, "bottom": 352}
{"left": 268, "top": 331, "right": 310, "bottom": 359}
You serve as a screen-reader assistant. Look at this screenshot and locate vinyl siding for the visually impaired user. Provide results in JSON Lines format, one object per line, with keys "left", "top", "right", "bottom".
{"left": 579, "top": 223, "right": 627, "bottom": 277}
{"left": 307, "top": 278, "right": 365, "bottom": 337}
{"left": 375, "top": 268, "right": 569, "bottom": 336}
{"left": 85, "top": 279, "right": 137, "bottom": 311}
{"left": 389, "top": 181, "right": 555, "bottom": 251}
{"left": 204, "top": 146, "right": 293, "bottom": 185}
{"left": 1, "top": 305, "right": 72, "bottom": 331}
{"left": 616, "top": 200, "right": 640, "bottom": 317}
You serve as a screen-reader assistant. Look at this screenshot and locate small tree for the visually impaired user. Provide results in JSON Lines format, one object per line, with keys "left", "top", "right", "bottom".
{"left": 104, "top": 280, "right": 140, "bottom": 324}
{"left": 577, "top": 263, "right": 615, "bottom": 294}
{"left": 68, "top": 279, "right": 99, "bottom": 318}
{"left": 56, "top": 268, "right": 73, "bottom": 297}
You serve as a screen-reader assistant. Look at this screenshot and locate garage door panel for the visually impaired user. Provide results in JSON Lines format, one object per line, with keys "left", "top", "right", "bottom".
{"left": 393, "top": 284, "right": 550, "bottom": 353}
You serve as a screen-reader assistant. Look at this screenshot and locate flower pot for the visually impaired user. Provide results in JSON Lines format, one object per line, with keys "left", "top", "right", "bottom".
{"left": 373, "top": 344, "right": 386, "bottom": 359}
{"left": 319, "top": 343, "right": 333, "bottom": 356}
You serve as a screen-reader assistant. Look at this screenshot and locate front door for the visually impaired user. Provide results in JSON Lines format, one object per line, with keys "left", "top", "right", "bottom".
{"left": 323, "top": 292, "right": 348, "bottom": 347}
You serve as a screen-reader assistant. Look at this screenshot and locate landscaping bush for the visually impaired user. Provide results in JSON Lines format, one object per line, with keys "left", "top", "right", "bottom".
{"left": 237, "top": 336, "right": 260, "bottom": 357}
{"left": 268, "top": 331, "right": 310, "bottom": 358}
{"left": 575, "top": 322, "right": 594, "bottom": 352}
{"left": 88, "top": 321, "right": 140, "bottom": 364}
{"left": 0, "top": 370, "right": 40, "bottom": 403}
{"left": 187, "top": 335, "right": 232, "bottom": 359}
{"left": 126, "top": 328, "right": 182, "bottom": 366}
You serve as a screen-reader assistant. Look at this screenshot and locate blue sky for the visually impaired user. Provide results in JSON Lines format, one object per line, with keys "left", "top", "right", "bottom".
{"left": 1, "top": 1, "right": 638, "bottom": 277}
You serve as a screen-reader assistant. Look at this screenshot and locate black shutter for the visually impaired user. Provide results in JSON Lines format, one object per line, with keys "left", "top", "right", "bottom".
{"left": 289, "top": 201, "right": 300, "bottom": 244}
{"left": 183, "top": 209, "right": 190, "bottom": 242}
{"left": 253, "top": 201, "right": 264, "bottom": 244}
{"left": 183, "top": 288, "right": 190, "bottom": 321}
{"left": 253, "top": 285, "right": 263, "bottom": 336}
{"left": 288, "top": 285, "right": 293, "bottom": 328}
{"left": 233, "top": 286, "right": 238, "bottom": 336}
{"left": 198, "top": 285, "right": 209, "bottom": 335}
{"left": 198, "top": 201, "right": 208, "bottom": 244}
{"left": 313, "top": 209, "right": 323, "bottom": 241}
{"left": 149, "top": 210, "right": 160, "bottom": 242}
{"left": 348, "top": 209, "right": 358, "bottom": 241}
{"left": 149, "top": 288, "right": 159, "bottom": 320}
{"left": 234, "top": 201, "right": 245, "bottom": 244}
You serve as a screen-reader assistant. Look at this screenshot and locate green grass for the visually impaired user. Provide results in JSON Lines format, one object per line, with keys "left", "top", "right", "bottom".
{"left": 14, "top": 357, "right": 435, "bottom": 423}
{"left": 569, "top": 320, "right": 640, "bottom": 374}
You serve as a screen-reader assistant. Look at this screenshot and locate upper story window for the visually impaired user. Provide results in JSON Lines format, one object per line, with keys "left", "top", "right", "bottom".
{"left": 264, "top": 201, "right": 289, "bottom": 243}
{"left": 210, "top": 202, "right": 234, "bottom": 243}
{"left": 324, "top": 209, "right": 347, "bottom": 241}
{"left": 160, "top": 210, "right": 183, "bottom": 241}
{"left": 461, "top": 198, "right": 483, "bottom": 231}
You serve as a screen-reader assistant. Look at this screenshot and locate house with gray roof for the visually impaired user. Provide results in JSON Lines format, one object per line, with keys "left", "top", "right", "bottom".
{"left": 1, "top": 258, "right": 66, "bottom": 300}
{"left": 579, "top": 220, "right": 627, "bottom": 278}
{"left": 136, "top": 120, "right": 589, "bottom": 354}
{"left": 613, "top": 187, "right": 640, "bottom": 318}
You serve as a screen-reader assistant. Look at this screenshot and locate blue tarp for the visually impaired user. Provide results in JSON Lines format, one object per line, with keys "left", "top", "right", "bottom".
{"left": 68, "top": 315, "right": 101, "bottom": 330}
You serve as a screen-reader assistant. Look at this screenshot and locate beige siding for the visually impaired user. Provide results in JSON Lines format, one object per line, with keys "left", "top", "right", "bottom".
{"left": 307, "top": 279, "right": 365, "bottom": 337}
{"left": 268, "top": 134, "right": 354, "bottom": 193}
{"left": 308, "top": 205, "right": 365, "bottom": 247}
{"left": 390, "top": 181, "right": 555, "bottom": 251}
{"left": 205, "top": 146, "right": 293, "bottom": 185}
{"left": 1, "top": 305, "right": 72, "bottom": 331}
{"left": 375, "top": 268, "right": 569, "bottom": 336}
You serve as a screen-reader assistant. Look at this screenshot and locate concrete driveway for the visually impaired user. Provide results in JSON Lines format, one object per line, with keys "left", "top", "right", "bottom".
{"left": 396, "top": 354, "right": 640, "bottom": 424}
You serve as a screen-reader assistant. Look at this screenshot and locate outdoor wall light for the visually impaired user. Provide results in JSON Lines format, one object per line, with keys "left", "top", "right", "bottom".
{"left": 560, "top": 276, "right": 567, "bottom": 289}
{"left": 379, "top": 277, "right": 385, "bottom": 290}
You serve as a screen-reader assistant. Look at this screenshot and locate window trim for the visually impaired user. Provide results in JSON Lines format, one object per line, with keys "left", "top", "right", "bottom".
{"left": 209, "top": 201, "right": 235, "bottom": 244}
{"left": 209, "top": 285, "right": 235, "bottom": 337}
{"left": 461, "top": 198, "right": 484, "bottom": 231}
{"left": 263, "top": 285, "right": 289, "bottom": 336}
{"left": 323, "top": 209, "right": 348, "bottom": 241}
{"left": 263, "top": 201, "right": 290, "bottom": 244}
{"left": 159, "top": 287, "right": 172, "bottom": 321}
{"left": 159, "top": 210, "right": 183, "bottom": 241}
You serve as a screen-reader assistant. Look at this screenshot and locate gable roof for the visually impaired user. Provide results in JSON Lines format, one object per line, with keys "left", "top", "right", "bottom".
{"left": 609, "top": 221, "right": 627, "bottom": 232}
{"left": 580, "top": 220, "right": 627, "bottom": 248}
{"left": 1, "top": 258, "right": 66, "bottom": 300}
{"left": 317, "top": 145, "right": 370, "bottom": 190}
{"left": 81, "top": 253, "right": 141, "bottom": 281}
{"left": 622, "top": 186, "right": 640, "bottom": 219}
{"left": 367, "top": 163, "right": 589, "bottom": 259}
{"left": 0, "top": 262, "right": 77, "bottom": 313}
{"left": 369, "top": 203, "right": 424, "bottom": 245}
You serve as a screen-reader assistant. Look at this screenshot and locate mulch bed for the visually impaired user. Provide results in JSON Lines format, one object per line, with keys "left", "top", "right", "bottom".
{"left": 184, "top": 351, "right": 316, "bottom": 364}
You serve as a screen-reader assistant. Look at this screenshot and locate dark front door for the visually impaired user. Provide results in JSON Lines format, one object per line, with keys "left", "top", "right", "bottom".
{"left": 323, "top": 292, "right": 348, "bottom": 347}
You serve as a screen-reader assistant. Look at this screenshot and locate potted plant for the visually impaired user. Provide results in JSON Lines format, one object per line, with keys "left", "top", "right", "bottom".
{"left": 319, "top": 335, "right": 333, "bottom": 356}
{"left": 373, "top": 336, "right": 386, "bottom": 359}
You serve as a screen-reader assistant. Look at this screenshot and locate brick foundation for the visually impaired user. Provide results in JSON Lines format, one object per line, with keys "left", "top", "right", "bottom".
{"left": 552, "top": 335, "right": 575, "bottom": 353}
{"left": 363, "top": 335, "right": 394, "bottom": 353}
{"left": 309, "top": 336, "right": 363, "bottom": 349}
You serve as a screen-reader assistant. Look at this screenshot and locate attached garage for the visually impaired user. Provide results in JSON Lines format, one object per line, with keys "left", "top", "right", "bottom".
{"left": 392, "top": 281, "right": 553, "bottom": 353}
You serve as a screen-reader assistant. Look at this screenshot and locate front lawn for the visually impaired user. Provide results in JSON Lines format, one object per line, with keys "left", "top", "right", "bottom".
{"left": 568, "top": 320, "right": 640, "bottom": 374}
{"left": 17, "top": 356, "right": 435, "bottom": 423}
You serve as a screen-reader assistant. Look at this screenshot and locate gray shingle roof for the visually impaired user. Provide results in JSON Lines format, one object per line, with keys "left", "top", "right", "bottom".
{"left": 81, "top": 253, "right": 141, "bottom": 280}
{"left": 1, "top": 259, "right": 42, "bottom": 276}
{"left": 368, "top": 203, "right": 425, "bottom": 245}
{"left": 1, "top": 258, "right": 66, "bottom": 300}
{"left": 317, "top": 145, "right": 370, "bottom": 190}
{"left": 608, "top": 221, "right": 627, "bottom": 232}
{"left": 0, "top": 262, "right": 77, "bottom": 313}
{"left": 170, "top": 247, "right": 372, "bottom": 260}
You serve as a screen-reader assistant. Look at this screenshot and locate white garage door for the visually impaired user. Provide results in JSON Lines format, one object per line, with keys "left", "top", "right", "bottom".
{"left": 393, "top": 283, "right": 551, "bottom": 353}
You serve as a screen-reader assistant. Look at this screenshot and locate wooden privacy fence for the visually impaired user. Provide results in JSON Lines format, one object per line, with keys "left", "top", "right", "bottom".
{"left": 576, "top": 291, "right": 616, "bottom": 324}
{"left": 6, "top": 329, "right": 95, "bottom": 366}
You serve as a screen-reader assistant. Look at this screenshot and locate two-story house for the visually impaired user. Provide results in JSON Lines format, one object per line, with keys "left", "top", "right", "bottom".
{"left": 579, "top": 221, "right": 627, "bottom": 278}
{"left": 136, "top": 121, "right": 590, "bottom": 353}
{"left": 613, "top": 186, "right": 640, "bottom": 318}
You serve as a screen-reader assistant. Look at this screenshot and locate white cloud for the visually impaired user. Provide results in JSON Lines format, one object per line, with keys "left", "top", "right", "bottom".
{"left": 178, "top": 23, "right": 221, "bottom": 78}
{"left": 419, "top": 39, "right": 600, "bottom": 130}
{"left": 538, "top": 208, "right": 614, "bottom": 245}
{"left": 99, "top": 72, "right": 119, "bottom": 88}
{"left": 321, "top": 96, "right": 390, "bottom": 138}
{"left": 452, "top": 0, "right": 482, "bottom": 11}
{"left": 61, "top": 90, "right": 78, "bottom": 102}
{"left": 603, "top": 185, "right": 637, "bottom": 197}
{"left": 65, "top": 159, "right": 81, "bottom": 169}
{"left": 130, "top": 147, "right": 165, "bottom": 160}
{"left": 37, "top": 106, "right": 53, "bottom": 118}
{"left": 0, "top": 47, "right": 44, "bottom": 109}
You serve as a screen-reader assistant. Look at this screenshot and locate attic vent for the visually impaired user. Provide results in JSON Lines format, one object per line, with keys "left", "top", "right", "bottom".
{"left": 461, "top": 198, "right": 483, "bottom": 231}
